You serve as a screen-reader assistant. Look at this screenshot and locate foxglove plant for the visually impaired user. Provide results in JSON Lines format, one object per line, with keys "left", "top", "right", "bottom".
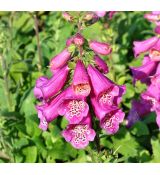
{"left": 34, "top": 11, "right": 125, "bottom": 149}
{"left": 127, "top": 11, "right": 160, "bottom": 130}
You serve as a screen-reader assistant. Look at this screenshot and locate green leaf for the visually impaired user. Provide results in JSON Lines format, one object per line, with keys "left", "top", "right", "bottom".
{"left": 151, "top": 137, "right": 160, "bottom": 162}
{"left": 22, "top": 146, "right": 37, "bottom": 163}
{"left": 130, "top": 121, "right": 149, "bottom": 136}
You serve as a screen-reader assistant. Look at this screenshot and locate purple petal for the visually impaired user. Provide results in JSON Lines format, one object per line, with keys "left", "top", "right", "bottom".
{"left": 89, "top": 40, "right": 112, "bottom": 55}
{"left": 126, "top": 99, "right": 151, "bottom": 128}
{"left": 50, "top": 48, "right": 71, "bottom": 70}
{"left": 58, "top": 99, "right": 89, "bottom": 124}
{"left": 130, "top": 60, "right": 158, "bottom": 84}
{"left": 133, "top": 36, "right": 159, "bottom": 57}
{"left": 40, "top": 65, "right": 69, "bottom": 100}
{"left": 72, "top": 60, "right": 91, "bottom": 97}
{"left": 94, "top": 11, "right": 106, "bottom": 17}
{"left": 62, "top": 113, "right": 96, "bottom": 149}
{"left": 94, "top": 55, "right": 109, "bottom": 74}
{"left": 100, "top": 109, "right": 125, "bottom": 135}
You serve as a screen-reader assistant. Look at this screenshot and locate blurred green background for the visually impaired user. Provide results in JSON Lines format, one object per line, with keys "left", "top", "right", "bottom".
{"left": 0, "top": 11, "right": 160, "bottom": 163}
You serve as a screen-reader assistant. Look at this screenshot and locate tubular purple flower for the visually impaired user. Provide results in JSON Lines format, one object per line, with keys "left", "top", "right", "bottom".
{"left": 94, "top": 55, "right": 109, "bottom": 74}
{"left": 34, "top": 76, "right": 49, "bottom": 100}
{"left": 50, "top": 48, "right": 71, "bottom": 70}
{"left": 89, "top": 40, "right": 112, "bottom": 55}
{"left": 130, "top": 59, "right": 158, "bottom": 85}
{"left": 73, "top": 33, "right": 84, "bottom": 46}
{"left": 126, "top": 99, "right": 152, "bottom": 128}
{"left": 34, "top": 65, "right": 69, "bottom": 100}
{"left": 72, "top": 60, "right": 91, "bottom": 97}
{"left": 87, "top": 65, "right": 125, "bottom": 109}
{"left": 133, "top": 36, "right": 159, "bottom": 57}
{"left": 62, "top": 113, "right": 96, "bottom": 149}
{"left": 35, "top": 88, "right": 69, "bottom": 131}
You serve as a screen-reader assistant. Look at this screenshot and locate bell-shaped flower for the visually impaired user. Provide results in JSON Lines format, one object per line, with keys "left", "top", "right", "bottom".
{"left": 50, "top": 48, "right": 71, "bottom": 70}
{"left": 91, "top": 96, "right": 124, "bottom": 135}
{"left": 89, "top": 40, "right": 112, "bottom": 55}
{"left": 58, "top": 89, "right": 89, "bottom": 124}
{"left": 87, "top": 65, "right": 126, "bottom": 109}
{"left": 130, "top": 58, "right": 158, "bottom": 85}
{"left": 34, "top": 65, "right": 69, "bottom": 100}
{"left": 72, "top": 60, "right": 91, "bottom": 97}
{"left": 126, "top": 99, "right": 152, "bottom": 128}
{"left": 133, "top": 36, "right": 159, "bottom": 57}
{"left": 62, "top": 113, "right": 96, "bottom": 149}
{"left": 94, "top": 55, "right": 109, "bottom": 74}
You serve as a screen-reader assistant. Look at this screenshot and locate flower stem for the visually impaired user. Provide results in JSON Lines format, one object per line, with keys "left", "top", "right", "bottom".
{"left": 33, "top": 13, "right": 43, "bottom": 72}
{"left": 0, "top": 55, "right": 12, "bottom": 110}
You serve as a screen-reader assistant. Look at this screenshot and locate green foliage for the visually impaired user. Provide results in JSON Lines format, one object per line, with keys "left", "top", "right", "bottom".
{"left": 0, "top": 11, "right": 159, "bottom": 163}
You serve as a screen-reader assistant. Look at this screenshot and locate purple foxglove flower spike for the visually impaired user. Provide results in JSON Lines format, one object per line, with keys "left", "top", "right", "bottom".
{"left": 72, "top": 60, "right": 91, "bottom": 97}
{"left": 34, "top": 76, "right": 49, "bottom": 100}
{"left": 34, "top": 65, "right": 69, "bottom": 100}
{"left": 87, "top": 65, "right": 125, "bottom": 109}
{"left": 94, "top": 11, "right": 106, "bottom": 17}
{"left": 133, "top": 36, "right": 159, "bottom": 57}
{"left": 73, "top": 33, "right": 84, "bottom": 46}
{"left": 130, "top": 59, "right": 158, "bottom": 85}
{"left": 126, "top": 99, "right": 152, "bottom": 128}
{"left": 89, "top": 40, "right": 112, "bottom": 55}
{"left": 62, "top": 113, "right": 96, "bottom": 149}
{"left": 50, "top": 48, "right": 71, "bottom": 70}
{"left": 58, "top": 93, "right": 89, "bottom": 124}
{"left": 94, "top": 55, "right": 109, "bottom": 74}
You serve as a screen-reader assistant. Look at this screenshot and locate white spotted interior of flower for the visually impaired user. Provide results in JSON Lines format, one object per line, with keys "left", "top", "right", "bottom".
{"left": 103, "top": 112, "right": 119, "bottom": 129}
{"left": 68, "top": 100, "right": 86, "bottom": 118}
{"left": 72, "top": 125, "right": 90, "bottom": 144}
{"left": 75, "top": 84, "right": 90, "bottom": 95}
{"left": 99, "top": 92, "right": 113, "bottom": 106}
